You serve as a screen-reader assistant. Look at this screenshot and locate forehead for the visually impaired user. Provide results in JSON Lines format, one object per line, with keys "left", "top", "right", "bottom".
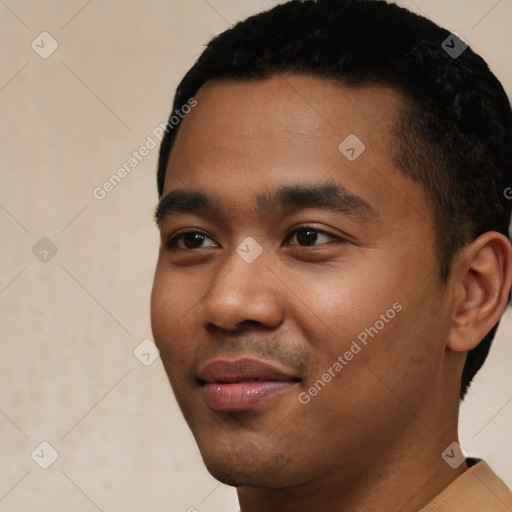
{"left": 167, "top": 73, "right": 402, "bottom": 171}
{"left": 163, "top": 73, "right": 430, "bottom": 229}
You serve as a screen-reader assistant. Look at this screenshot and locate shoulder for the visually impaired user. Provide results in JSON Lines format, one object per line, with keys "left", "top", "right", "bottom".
{"left": 420, "top": 458, "right": 512, "bottom": 511}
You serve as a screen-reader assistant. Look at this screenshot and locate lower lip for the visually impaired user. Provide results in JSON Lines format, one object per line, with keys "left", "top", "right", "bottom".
{"left": 202, "top": 381, "right": 297, "bottom": 411}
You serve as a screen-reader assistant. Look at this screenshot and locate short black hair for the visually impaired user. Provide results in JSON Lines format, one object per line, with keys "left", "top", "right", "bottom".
{"left": 156, "top": 0, "right": 512, "bottom": 400}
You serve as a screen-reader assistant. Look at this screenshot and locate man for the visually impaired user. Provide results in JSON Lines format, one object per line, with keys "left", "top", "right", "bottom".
{"left": 150, "top": 0, "right": 512, "bottom": 510}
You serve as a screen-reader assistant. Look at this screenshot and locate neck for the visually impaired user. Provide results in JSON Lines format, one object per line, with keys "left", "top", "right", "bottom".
{"left": 237, "top": 423, "right": 468, "bottom": 512}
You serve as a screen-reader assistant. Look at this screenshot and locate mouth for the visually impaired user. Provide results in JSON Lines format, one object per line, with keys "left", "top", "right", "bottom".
{"left": 197, "top": 358, "right": 301, "bottom": 411}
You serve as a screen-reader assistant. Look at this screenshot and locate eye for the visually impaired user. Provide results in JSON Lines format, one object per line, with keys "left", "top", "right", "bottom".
{"left": 165, "top": 230, "right": 218, "bottom": 250}
{"left": 285, "top": 226, "right": 342, "bottom": 247}
{"left": 164, "top": 225, "right": 344, "bottom": 251}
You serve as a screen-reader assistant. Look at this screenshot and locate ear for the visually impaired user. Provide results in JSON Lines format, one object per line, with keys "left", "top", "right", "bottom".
{"left": 447, "top": 231, "right": 512, "bottom": 352}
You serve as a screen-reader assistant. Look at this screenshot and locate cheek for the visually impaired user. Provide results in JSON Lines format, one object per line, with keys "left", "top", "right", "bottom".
{"left": 150, "top": 266, "right": 172, "bottom": 342}
{"left": 289, "top": 262, "right": 402, "bottom": 350}
{"left": 332, "top": 283, "right": 448, "bottom": 418}
{"left": 295, "top": 306, "right": 439, "bottom": 444}
{"left": 150, "top": 265, "right": 196, "bottom": 369}
{"left": 150, "top": 262, "right": 201, "bottom": 330}
{"left": 292, "top": 256, "right": 445, "bottom": 398}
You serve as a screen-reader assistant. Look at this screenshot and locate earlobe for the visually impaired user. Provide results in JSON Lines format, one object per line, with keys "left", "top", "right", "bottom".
{"left": 447, "top": 231, "right": 512, "bottom": 353}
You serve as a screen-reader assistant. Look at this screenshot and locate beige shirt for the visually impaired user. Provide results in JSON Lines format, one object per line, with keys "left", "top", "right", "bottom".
{"left": 420, "top": 459, "right": 512, "bottom": 511}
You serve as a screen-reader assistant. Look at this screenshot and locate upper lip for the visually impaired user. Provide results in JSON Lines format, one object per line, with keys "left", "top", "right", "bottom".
{"left": 197, "top": 358, "right": 301, "bottom": 384}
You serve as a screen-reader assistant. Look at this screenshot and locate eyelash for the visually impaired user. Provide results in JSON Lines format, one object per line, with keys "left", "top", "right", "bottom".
{"left": 164, "top": 225, "right": 343, "bottom": 250}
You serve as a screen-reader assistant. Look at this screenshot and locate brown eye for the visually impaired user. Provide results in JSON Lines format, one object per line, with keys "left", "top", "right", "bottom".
{"left": 166, "top": 231, "right": 217, "bottom": 250}
{"left": 286, "top": 227, "right": 340, "bottom": 247}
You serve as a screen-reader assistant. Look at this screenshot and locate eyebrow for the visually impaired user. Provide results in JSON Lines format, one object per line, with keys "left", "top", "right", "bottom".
{"left": 154, "top": 180, "right": 376, "bottom": 225}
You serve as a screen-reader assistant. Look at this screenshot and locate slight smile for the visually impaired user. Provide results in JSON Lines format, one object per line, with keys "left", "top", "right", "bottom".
{"left": 197, "top": 358, "right": 301, "bottom": 411}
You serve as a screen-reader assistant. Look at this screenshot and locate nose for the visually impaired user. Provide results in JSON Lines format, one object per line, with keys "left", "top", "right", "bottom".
{"left": 200, "top": 243, "right": 284, "bottom": 332}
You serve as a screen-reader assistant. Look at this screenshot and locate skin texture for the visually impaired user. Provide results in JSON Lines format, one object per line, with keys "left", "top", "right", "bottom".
{"left": 150, "top": 74, "right": 512, "bottom": 512}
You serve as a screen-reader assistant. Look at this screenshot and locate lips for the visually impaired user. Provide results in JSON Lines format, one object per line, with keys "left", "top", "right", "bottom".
{"left": 197, "top": 358, "right": 300, "bottom": 411}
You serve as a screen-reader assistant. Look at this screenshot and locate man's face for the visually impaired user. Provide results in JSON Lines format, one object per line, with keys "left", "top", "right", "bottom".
{"left": 151, "top": 74, "right": 454, "bottom": 488}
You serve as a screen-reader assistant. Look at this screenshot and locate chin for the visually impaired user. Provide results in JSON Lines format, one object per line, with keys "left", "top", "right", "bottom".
{"left": 203, "top": 462, "right": 255, "bottom": 488}
{"left": 197, "top": 440, "right": 293, "bottom": 489}
{"left": 203, "top": 457, "right": 284, "bottom": 488}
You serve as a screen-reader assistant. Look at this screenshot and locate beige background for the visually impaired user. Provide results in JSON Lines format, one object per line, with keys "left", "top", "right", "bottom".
{"left": 0, "top": 1, "right": 511, "bottom": 510}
